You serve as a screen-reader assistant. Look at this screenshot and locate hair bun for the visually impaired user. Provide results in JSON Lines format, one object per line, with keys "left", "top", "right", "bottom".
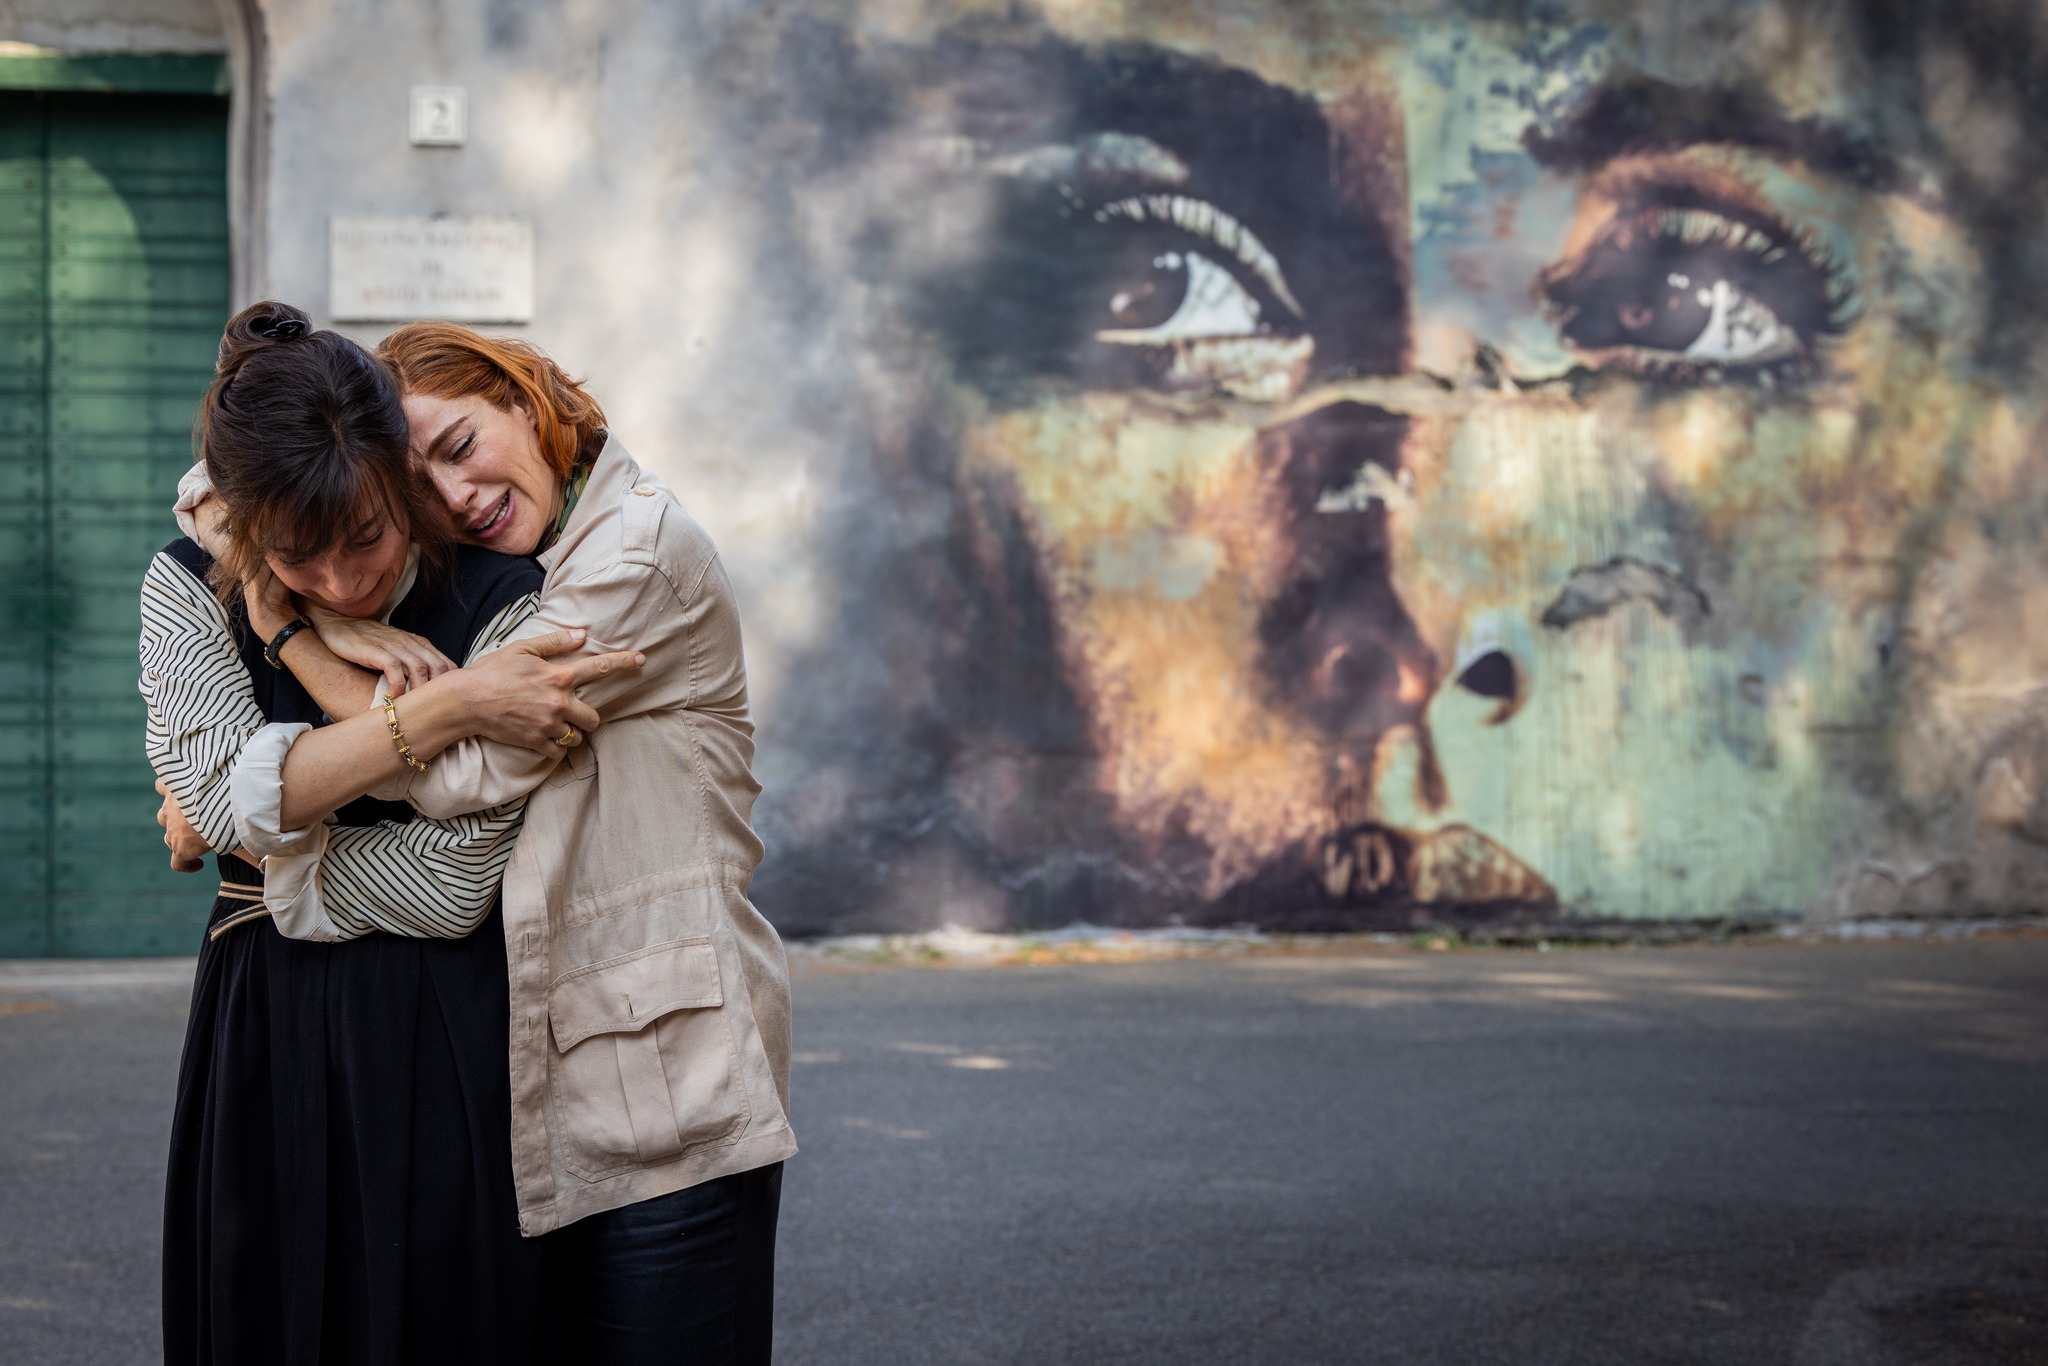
{"left": 217, "top": 300, "right": 315, "bottom": 377}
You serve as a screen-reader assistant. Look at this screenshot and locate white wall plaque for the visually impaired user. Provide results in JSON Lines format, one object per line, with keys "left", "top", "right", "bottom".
{"left": 330, "top": 215, "right": 533, "bottom": 323}
{"left": 410, "top": 86, "right": 467, "bottom": 146}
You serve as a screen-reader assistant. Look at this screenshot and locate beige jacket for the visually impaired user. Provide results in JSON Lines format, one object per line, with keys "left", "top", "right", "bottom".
{"left": 352, "top": 437, "right": 793, "bottom": 1234}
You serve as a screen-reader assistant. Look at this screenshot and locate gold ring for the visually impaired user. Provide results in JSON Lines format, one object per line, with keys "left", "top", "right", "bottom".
{"left": 555, "top": 727, "right": 580, "bottom": 747}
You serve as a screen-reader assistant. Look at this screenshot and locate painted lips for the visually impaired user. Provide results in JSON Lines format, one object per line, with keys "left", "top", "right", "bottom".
{"left": 1320, "top": 821, "right": 1555, "bottom": 908}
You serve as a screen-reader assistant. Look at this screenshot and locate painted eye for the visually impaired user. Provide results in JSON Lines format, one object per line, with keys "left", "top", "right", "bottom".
{"left": 1608, "top": 273, "right": 1795, "bottom": 365}
{"left": 1076, "top": 196, "right": 1316, "bottom": 401}
{"left": 919, "top": 181, "right": 1316, "bottom": 401}
{"left": 1542, "top": 204, "right": 1855, "bottom": 380}
{"left": 1096, "top": 250, "right": 1265, "bottom": 344}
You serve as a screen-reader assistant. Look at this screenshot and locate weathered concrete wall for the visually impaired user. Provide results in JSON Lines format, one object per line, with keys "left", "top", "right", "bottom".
{"left": 235, "top": 0, "right": 2048, "bottom": 932}
{"left": 0, "top": 0, "right": 224, "bottom": 52}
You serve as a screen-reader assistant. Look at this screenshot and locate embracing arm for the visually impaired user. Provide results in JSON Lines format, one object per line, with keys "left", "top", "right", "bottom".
{"left": 386, "top": 546, "right": 725, "bottom": 820}
{"left": 253, "top": 793, "right": 531, "bottom": 941}
{"left": 139, "top": 551, "right": 261, "bottom": 859}
{"left": 256, "top": 623, "right": 639, "bottom": 832}
{"left": 231, "top": 561, "right": 491, "bottom": 832}
{"left": 376, "top": 548, "right": 704, "bottom": 823}
{"left": 244, "top": 593, "right": 556, "bottom": 941}
{"left": 180, "top": 467, "right": 660, "bottom": 826}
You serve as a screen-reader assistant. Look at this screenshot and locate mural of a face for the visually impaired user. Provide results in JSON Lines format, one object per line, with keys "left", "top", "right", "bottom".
{"left": 755, "top": 4, "right": 2047, "bottom": 931}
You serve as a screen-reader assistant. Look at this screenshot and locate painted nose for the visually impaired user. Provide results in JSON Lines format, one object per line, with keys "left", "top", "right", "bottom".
{"left": 1254, "top": 399, "right": 1437, "bottom": 748}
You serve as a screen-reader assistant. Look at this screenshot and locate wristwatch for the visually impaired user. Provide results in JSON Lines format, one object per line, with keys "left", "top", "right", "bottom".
{"left": 263, "top": 616, "right": 312, "bottom": 669}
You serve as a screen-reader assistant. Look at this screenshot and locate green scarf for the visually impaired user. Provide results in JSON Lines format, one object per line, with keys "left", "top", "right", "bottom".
{"left": 540, "top": 462, "right": 593, "bottom": 555}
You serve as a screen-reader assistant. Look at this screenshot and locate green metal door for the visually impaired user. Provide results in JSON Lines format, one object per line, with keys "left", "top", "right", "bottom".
{"left": 0, "top": 78, "right": 229, "bottom": 956}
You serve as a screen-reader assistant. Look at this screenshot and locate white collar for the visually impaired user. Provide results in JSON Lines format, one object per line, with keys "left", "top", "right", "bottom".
{"left": 374, "top": 544, "right": 424, "bottom": 623}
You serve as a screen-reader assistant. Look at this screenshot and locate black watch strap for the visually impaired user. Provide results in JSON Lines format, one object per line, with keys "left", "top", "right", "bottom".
{"left": 263, "top": 617, "right": 312, "bottom": 669}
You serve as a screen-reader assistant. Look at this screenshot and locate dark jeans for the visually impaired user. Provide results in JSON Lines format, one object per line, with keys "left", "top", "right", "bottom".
{"left": 541, "top": 1163, "right": 783, "bottom": 1366}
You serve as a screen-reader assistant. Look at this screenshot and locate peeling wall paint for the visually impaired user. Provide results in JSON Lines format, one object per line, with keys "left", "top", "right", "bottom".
{"left": 234, "top": 0, "right": 2048, "bottom": 933}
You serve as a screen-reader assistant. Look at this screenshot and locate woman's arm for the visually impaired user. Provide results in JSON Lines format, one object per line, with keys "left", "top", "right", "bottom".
{"left": 225, "top": 557, "right": 629, "bottom": 829}
{"left": 139, "top": 550, "right": 263, "bottom": 859}
{"left": 255, "top": 795, "right": 531, "bottom": 942}
{"left": 244, "top": 561, "right": 458, "bottom": 710}
{"left": 262, "top": 627, "right": 641, "bottom": 831}
{"left": 139, "top": 546, "right": 531, "bottom": 941}
{"left": 241, "top": 591, "right": 552, "bottom": 941}
{"left": 387, "top": 540, "right": 735, "bottom": 821}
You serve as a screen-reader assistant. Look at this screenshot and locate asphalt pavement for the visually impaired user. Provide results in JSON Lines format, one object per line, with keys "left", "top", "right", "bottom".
{"left": 2, "top": 934, "right": 2045, "bottom": 1364}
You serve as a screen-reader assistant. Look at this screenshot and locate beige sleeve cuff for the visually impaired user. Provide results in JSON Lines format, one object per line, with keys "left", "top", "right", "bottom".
{"left": 227, "top": 722, "right": 348, "bottom": 943}
{"left": 384, "top": 734, "right": 562, "bottom": 821}
{"left": 172, "top": 462, "right": 214, "bottom": 541}
{"left": 260, "top": 822, "right": 347, "bottom": 943}
{"left": 229, "top": 722, "right": 329, "bottom": 857}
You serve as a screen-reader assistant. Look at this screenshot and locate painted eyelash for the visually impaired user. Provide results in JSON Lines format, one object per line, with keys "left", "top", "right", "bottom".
{"left": 1094, "top": 194, "right": 1307, "bottom": 320}
{"left": 1540, "top": 189, "right": 1864, "bottom": 385}
{"left": 1626, "top": 206, "right": 1859, "bottom": 329}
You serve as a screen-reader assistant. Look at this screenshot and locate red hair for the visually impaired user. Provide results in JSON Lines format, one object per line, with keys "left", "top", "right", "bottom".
{"left": 377, "top": 323, "right": 607, "bottom": 479}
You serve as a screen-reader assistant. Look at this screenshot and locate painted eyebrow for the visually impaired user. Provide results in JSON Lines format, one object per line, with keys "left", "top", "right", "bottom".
{"left": 1524, "top": 79, "right": 1906, "bottom": 193}
{"left": 987, "top": 132, "right": 1192, "bottom": 187}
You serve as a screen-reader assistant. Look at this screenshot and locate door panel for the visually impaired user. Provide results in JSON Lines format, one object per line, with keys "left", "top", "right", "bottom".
{"left": 0, "top": 90, "right": 225, "bottom": 956}
{"left": 0, "top": 91, "right": 48, "bottom": 954}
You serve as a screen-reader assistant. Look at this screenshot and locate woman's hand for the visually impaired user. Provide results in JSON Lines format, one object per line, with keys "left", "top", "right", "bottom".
{"left": 441, "top": 630, "right": 645, "bottom": 753}
{"left": 307, "top": 605, "right": 456, "bottom": 697}
{"left": 189, "top": 492, "right": 232, "bottom": 561}
{"left": 242, "top": 562, "right": 298, "bottom": 642}
{"left": 155, "top": 778, "right": 210, "bottom": 873}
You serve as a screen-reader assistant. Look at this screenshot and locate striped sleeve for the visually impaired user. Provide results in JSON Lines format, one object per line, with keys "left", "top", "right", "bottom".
{"left": 282, "top": 591, "right": 541, "bottom": 940}
{"left": 139, "top": 550, "right": 258, "bottom": 856}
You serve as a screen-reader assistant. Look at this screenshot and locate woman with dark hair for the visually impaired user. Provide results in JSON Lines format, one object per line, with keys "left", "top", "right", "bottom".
{"left": 170, "top": 320, "right": 796, "bottom": 1365}
{"left": 145, "top": 302, "right": 638, "bottom": 1365}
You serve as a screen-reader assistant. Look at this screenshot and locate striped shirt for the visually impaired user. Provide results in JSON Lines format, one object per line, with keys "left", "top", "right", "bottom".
{"left": 138, "top": 547, "right": 536, "bottom": 940}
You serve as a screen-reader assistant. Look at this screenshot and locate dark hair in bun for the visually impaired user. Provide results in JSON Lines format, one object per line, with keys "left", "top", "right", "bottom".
{"left": 197, "top": 301, "right": 449, "bottom": 604}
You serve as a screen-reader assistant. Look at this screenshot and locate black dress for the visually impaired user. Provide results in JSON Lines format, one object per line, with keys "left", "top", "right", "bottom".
{"left": 160, "top": 540, "right": 544, "bottom": 1366}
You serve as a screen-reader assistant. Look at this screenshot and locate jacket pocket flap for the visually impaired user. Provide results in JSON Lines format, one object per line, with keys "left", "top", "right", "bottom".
{"left": 549, "top": 937, "right": 723, "bottom": 1052}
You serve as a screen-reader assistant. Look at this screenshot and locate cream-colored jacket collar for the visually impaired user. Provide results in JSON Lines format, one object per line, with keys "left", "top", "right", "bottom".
{"left": 538, "top": 432, "right": 625, "bottom": 574}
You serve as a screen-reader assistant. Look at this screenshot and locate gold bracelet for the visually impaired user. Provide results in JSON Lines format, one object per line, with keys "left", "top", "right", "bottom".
{"left": 381, "top": 694, "right": 431, "bottom": 775}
